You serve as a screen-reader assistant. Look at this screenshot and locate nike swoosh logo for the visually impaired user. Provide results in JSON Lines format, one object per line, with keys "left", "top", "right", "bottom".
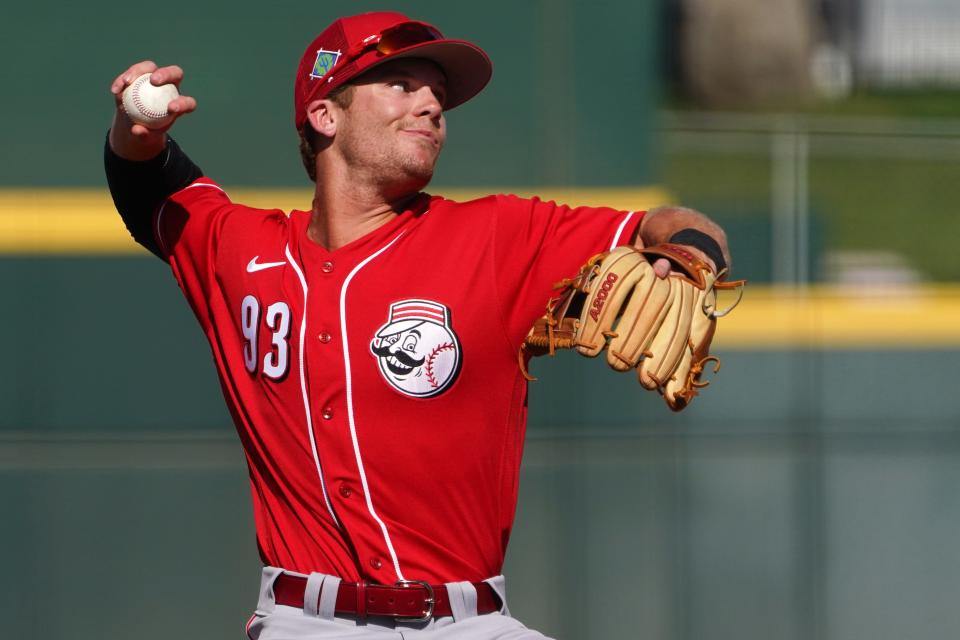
{"left": 246, "top": 256, "right": 286, "bottom": 273}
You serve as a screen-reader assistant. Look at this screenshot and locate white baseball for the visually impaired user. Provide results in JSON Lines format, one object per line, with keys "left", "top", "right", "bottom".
{"left": 121, "top": 73, "right": 179, "bottom": 129}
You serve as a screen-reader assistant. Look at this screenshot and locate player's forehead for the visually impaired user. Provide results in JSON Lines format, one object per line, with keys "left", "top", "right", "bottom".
{"left": 352, "top": 58, "right": 448, "bottom": 90}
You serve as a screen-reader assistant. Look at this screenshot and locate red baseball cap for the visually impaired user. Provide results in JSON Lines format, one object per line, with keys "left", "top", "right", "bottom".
{"left": 294, "top": 11, "right": 493, "bottom": 130}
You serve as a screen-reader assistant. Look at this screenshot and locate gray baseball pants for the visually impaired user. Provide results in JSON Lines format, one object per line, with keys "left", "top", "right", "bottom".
{"left": 245, "top": 567, "right": 555, "bottom": 639}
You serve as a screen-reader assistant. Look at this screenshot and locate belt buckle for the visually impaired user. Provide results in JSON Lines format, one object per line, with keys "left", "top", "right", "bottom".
{"left": 394, "top": 579, "right": 435, "bottom": 623}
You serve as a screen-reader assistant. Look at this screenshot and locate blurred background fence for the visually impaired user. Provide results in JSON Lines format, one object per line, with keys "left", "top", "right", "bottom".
{"left": 3, "top": 1, "right": 960, "bottom": 639}
{"left": 660, "top": 110, "right": 960, "bottom": 284}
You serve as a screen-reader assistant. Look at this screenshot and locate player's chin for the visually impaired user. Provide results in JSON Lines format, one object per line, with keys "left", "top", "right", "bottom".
{"left": 398, "top": 154, "right": 438, "bottom": 185}
{"left": 403, "top": 167, "right": 435, "bottom": 193}
{"left": 405, "top": 141, "right": 441, "bottom": 167}
{"left": 384, "top": 163, "right": 434, "bottom": 198}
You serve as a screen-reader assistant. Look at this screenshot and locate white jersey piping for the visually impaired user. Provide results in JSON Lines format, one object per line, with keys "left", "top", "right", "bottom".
{"left": 155, "top": 201, "right": 170, "bottom": 255}
{"left": 340, "top": 231, "right": 408, "bottom": 582}
{"left": 155, "top": 181, "right": 226, "bottom": 256}
{"left": 609, "top": 210, "right": 637, "bottom": 250}
{"left": 284, "top": 243, "right": 341, "bottom": 529}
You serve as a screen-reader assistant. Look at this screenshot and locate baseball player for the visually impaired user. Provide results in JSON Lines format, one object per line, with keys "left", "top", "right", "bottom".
{"left": 104, "top": 11, "right": 733, "bottom": 639}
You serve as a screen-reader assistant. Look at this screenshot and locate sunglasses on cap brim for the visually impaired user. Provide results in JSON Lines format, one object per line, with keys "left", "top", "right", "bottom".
{"left": 347, "top": 22, "right": 445, "bottom": 60}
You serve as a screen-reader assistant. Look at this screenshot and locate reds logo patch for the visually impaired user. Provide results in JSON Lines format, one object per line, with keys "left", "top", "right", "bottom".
{"left": 370, "top": 299, "right": 462, "bottom": 398}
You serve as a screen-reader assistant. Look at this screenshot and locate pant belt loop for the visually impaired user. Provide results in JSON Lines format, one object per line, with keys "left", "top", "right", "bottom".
{"left": 356, "top": 580, "right": 368, "bottom": 622}
{"left": 444, "top": 580, "right": 478, "bottom": 622}
{"left": 483, "top": 575, "right": 509, "bottom": 616}
{"left": 258, "top": 566, "right": 286, "bottom": 615}
{"left": 303, "top": 573, "right": 324, "bottom": 617}
{"left": 318, "top": 575, "right": 341, "bottom": 620}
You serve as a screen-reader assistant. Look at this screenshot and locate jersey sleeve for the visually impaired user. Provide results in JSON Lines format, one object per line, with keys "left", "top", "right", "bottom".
{"left": 153, "top": 178, "right": 236, "bottom": 326}
{"left": 492, "top": 194, "right": 644, "bottom": 347}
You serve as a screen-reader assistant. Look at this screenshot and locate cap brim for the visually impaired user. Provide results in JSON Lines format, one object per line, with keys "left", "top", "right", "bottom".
{"left": 360, "top": 40, "right": 493, "bottom": 110}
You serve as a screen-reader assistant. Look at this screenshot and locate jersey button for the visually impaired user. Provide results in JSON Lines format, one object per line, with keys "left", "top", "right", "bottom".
{"left": 369, "top": 557, "right": 383, "bottom": 570}
{"left": 318, "top": 331, "right": 332, "bottom": 344}
{"left": 338, "top": 483, "right": 352, "bottom": 498}
{"left": 321, "top": 406, "right": 334, "bottom": 420}
{"left": 321, "top": 260, "right": 334, "bottom": 273}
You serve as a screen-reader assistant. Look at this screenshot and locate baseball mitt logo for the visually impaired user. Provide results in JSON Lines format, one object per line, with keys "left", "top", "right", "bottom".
{"left": 370, "top": 299, "right": 461, "bottom": 398}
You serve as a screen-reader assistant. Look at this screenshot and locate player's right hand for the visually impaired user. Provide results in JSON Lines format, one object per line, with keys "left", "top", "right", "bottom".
{"left": 109, "top": 61, "right": 198, "bottom": 159}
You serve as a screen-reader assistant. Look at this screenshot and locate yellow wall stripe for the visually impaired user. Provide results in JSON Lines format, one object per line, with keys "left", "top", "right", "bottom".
{"left": 718, "top": 285, "right": 960, "bottom": 349}
{"left": 0, "top": 187, "right": 672, "bottom": 255}
{"left": 3, "top": 188, "right": 956, "bottom": 348}
{"left": 0, "top": 189, "right": 136, "bottom": 254}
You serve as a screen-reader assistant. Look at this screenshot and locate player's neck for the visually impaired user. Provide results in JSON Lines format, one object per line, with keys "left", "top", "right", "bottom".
{"left": 307, "top": 177, "right": 420, "bottom": 251}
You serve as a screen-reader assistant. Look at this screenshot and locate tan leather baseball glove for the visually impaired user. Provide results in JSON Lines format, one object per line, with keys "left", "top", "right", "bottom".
{"left": 521, "top": 244, "right": 745, "bottom": 411}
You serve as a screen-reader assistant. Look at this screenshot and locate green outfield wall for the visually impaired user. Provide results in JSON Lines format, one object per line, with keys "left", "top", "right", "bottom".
{"left": 3, "top": 0, "right": 659, "bottom": 188}
{"left": 4, "top": 253, "right": 960, "bottom": 640}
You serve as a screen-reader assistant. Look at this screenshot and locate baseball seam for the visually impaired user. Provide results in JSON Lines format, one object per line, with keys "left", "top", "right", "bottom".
{"left": 425, "top": 342, "right": 455, "bottom": 388}
{"left": 131, "top": 76, "right": 169, "bottom": 120}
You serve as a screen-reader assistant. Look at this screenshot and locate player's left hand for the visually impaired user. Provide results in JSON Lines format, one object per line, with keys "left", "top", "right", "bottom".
{"left": 633, "top": 205, "right": 727, "bottom": 280}
{"left": 647, "top": 245, "right": 714, "bottom": 279}
{"left": 521, "top": 244, "right": 744, "bottom": 411}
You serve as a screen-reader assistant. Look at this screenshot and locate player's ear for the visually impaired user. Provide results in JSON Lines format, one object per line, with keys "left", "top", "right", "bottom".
{"left": 307, "top": 99, "right": 339, "bottom": 138}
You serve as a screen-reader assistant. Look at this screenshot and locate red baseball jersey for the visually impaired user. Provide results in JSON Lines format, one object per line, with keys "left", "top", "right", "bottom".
{"left": 154, "top": 178, "right": 643, "bottom": 584}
